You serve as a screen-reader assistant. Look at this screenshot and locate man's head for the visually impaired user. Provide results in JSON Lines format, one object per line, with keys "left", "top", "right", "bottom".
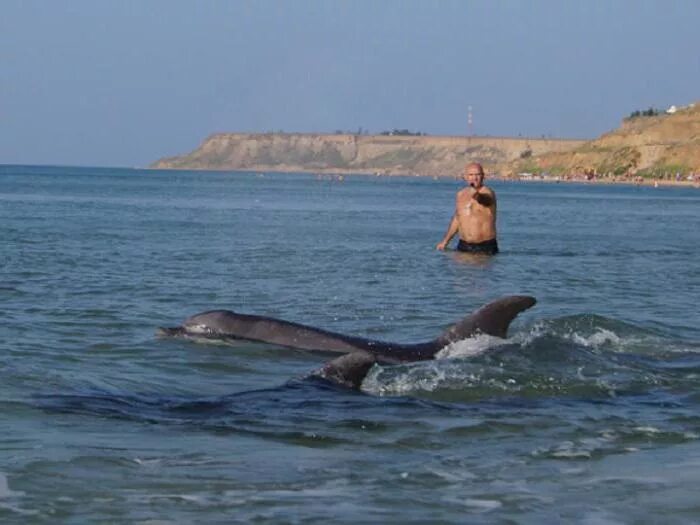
{"left": 463, "top": 162, "right": 485, "bottom": 188}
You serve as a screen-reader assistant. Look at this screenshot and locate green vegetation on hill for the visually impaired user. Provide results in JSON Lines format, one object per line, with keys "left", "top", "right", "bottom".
{"left": 379, "top": 129, "right": 427, "bottom": 136}
{"left": 625, "top": 107, "right": 663, "bottom": 120}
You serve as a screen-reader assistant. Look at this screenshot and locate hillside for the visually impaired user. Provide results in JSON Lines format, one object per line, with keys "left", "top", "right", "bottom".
{"left": 151, "top": 133, "right": 584, "bottom": 177}
{"left": 509, "top": 102, "right": 700, "bottom": 178}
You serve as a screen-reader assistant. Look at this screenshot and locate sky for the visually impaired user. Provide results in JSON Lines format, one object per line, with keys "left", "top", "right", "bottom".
{"left": 2, "top": 0, "right": 699, "bottom": 167}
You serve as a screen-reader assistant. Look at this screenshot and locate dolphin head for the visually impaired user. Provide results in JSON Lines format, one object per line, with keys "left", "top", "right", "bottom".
{"left": 182, "top": 310, "right": 240, "bottom": 335}
{"left": 157, "top": 310, "right": 246, "bottom": 339}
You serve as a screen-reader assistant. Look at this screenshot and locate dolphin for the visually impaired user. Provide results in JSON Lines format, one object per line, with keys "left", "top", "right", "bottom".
{"left": 311, "top": 350, "right": 380, "bottom": 390}
{"left": 158, "top": 295, "right": 536, "bottom": 370}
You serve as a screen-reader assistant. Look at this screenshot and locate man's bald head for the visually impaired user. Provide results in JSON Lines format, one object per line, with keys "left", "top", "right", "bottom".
{"left": 465, "top": 162, "right": 485, "bottom": 176}
{"left": 464, "top": 163, "right": 485, "bottom": 187}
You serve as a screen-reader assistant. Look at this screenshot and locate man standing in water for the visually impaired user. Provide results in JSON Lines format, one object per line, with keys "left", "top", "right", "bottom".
{"left": 436, "top": 162, "right": 498, "bottom": 254}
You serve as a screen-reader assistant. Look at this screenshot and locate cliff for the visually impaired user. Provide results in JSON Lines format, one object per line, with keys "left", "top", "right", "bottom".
{"left": 151, "top": 133, "right": 585, "bottom": 176}
{"left": 509, "top": 102, "right": 700, "bottom": 177}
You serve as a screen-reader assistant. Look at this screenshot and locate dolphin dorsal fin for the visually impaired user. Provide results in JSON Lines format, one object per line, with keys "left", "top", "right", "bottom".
{"left": 441, "top": 295, "right": 536, "bottom": 342}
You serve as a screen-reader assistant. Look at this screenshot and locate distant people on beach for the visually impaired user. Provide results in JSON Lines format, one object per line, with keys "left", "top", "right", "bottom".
{"left": 436, "top": 162, "right": 498, "bottom": 255}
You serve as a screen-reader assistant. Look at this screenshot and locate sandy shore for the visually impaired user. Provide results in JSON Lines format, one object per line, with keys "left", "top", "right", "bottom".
{"left": 491, "top": 176, "right": 700, "bottom": 189}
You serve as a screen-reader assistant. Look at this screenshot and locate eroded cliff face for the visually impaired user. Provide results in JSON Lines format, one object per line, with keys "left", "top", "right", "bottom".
{"left": 510, "top": 103, "right": 700, "bottom": 176}
{"left": 152, "top": 133, "right": 584, "bottom": 176}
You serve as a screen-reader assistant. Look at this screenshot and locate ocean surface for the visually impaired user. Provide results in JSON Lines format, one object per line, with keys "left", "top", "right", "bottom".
{"left": 2, "top": 164, "right": 700, "bottom": 523}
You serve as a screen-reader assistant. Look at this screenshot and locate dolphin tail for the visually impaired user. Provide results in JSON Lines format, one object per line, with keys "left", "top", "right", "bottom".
{"left": 311, "top": 351, "right": 378, "bottom": 390}
{"left": 441, "top": 295, "right": 536, "bottom": 342}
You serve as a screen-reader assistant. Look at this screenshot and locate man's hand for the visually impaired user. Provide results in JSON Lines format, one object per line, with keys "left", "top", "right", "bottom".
{"left": 436, "top": 241, "right": 447, "bottom": 251}
{"left": 471, "top": 187, "right": 493, "bottom": 207}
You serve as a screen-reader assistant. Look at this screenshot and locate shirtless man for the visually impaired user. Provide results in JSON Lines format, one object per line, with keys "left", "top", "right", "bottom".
{"left": 436, "top": 162, "right": 498, "bottom": 254}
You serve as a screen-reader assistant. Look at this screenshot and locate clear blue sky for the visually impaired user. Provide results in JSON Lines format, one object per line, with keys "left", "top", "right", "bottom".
{"left": 2, "top": 0, "right": 698, "bottom": 167}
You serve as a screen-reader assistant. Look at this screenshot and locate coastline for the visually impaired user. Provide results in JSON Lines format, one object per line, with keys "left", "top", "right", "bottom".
{"left": 491, "top": 175, "right": 700, "bottom": 189}
{"left": 144, "top": 163, "right": 700, "bottom": 189}
{"left": 150, "top": 105, "right": 700, "bottom": 184}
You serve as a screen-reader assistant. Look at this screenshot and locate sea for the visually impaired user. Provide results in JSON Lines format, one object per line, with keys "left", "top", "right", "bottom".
{"left": 1, "top": 164, "right": 699, "bottom": 523}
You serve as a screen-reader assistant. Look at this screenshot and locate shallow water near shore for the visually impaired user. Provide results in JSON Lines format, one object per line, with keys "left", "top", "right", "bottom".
{"left": 2, "top": 165, "right": 700, "bottom": 523}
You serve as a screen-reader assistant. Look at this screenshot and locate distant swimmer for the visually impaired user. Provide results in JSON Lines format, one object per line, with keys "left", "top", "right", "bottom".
{"left": 436, "top": 162, "right": 498, "bottom": 254}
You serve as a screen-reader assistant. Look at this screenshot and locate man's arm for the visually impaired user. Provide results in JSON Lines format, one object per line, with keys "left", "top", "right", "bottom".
{"left": 436, "top": 213, "right": 459, "bottom": 250}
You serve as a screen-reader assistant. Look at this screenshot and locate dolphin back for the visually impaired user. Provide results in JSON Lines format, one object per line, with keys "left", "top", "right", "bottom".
{"left": 440, "top": 295, "right": 536, "bottom": 343}
{"left": 158, "top": 296, "right": 536, "bottom": 365}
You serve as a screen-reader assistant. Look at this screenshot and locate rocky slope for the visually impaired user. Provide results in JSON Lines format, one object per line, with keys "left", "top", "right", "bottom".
{"left": 151, "top": 133, "right": 584, "bottom": 177}
{"left": 509, "top": 102, "right": 700, "bottom": 177}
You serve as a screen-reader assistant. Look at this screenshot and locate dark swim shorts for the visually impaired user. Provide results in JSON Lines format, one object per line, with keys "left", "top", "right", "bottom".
{"left": 457, "top": 238, "right": 499, "bottom": 255}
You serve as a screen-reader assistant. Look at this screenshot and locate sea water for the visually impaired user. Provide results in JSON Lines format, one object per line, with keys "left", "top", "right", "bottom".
{"left": 1, "top": 165, "right": 700, "bottom": 523}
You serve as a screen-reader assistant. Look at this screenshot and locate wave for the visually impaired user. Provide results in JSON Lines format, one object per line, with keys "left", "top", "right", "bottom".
{"left": 515, "top": 315, "right": 666, "bottom": 349}
{"left": 362, "top": 314, "right": 700, "bottom": 400}
{"left": 31, "top": 314, "right": 700, "bottom": 419}
{"left": 32, "top": 381, "right": 394, "bottom": 446}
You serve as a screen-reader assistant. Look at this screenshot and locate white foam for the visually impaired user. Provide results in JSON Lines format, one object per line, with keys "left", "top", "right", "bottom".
{"left": 532, "top": 429, "right": 635, "bottom": 460}
{"left": 133, "top": 457, "right": 163, "bottom": 466}
{"left": 362, "top": 359, "right": 512, "bottom": 396}
{"left": 580, "top": 509, "right": 626, "bottom": 525}
{"left": 0, "top": 472, "right": 22, "bottom": 499}
{"left": 0, "top": 472, "right": 37, "bottom": 517}
{"left": 362, "top": 361, "right": 449, "bottom": 395}
{"left": 632, "top": 426, "right": 661, "bottom": 435}
{"left": 514, "top": 321, "right": 544, "bottom": 345}
{"left": 461, "top": 498, "right": 503, "bottom": 512}
{"left": 362, "top": 334, "right": 510, "bottom": 394}
{"left": 426, "top": 467, "right": 477, "bottom": 482}
{"left": 515, "top": 321, "right": 652, "bottom": 352}
{"left": 571, "top": 328, "right": 622, "bottom": 348}
{"left": 435, "top": 333, "right": 507, "bottom": 360}
{"left": 125, "top": 493, "right": 211, "bottom": 505}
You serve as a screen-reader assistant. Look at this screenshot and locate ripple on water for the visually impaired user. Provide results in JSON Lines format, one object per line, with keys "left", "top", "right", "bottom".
{"left": 3, "top": 169, "right": 700, "bottom": 522}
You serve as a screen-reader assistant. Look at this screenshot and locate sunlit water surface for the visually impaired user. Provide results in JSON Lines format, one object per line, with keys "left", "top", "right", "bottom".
{"left": 1, "top": 165, "right": 700, "bottom": 523}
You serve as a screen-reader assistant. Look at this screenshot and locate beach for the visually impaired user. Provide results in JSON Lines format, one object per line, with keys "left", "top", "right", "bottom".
{"left": 491, "top": 173, "right": 700, "bottom": 189}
